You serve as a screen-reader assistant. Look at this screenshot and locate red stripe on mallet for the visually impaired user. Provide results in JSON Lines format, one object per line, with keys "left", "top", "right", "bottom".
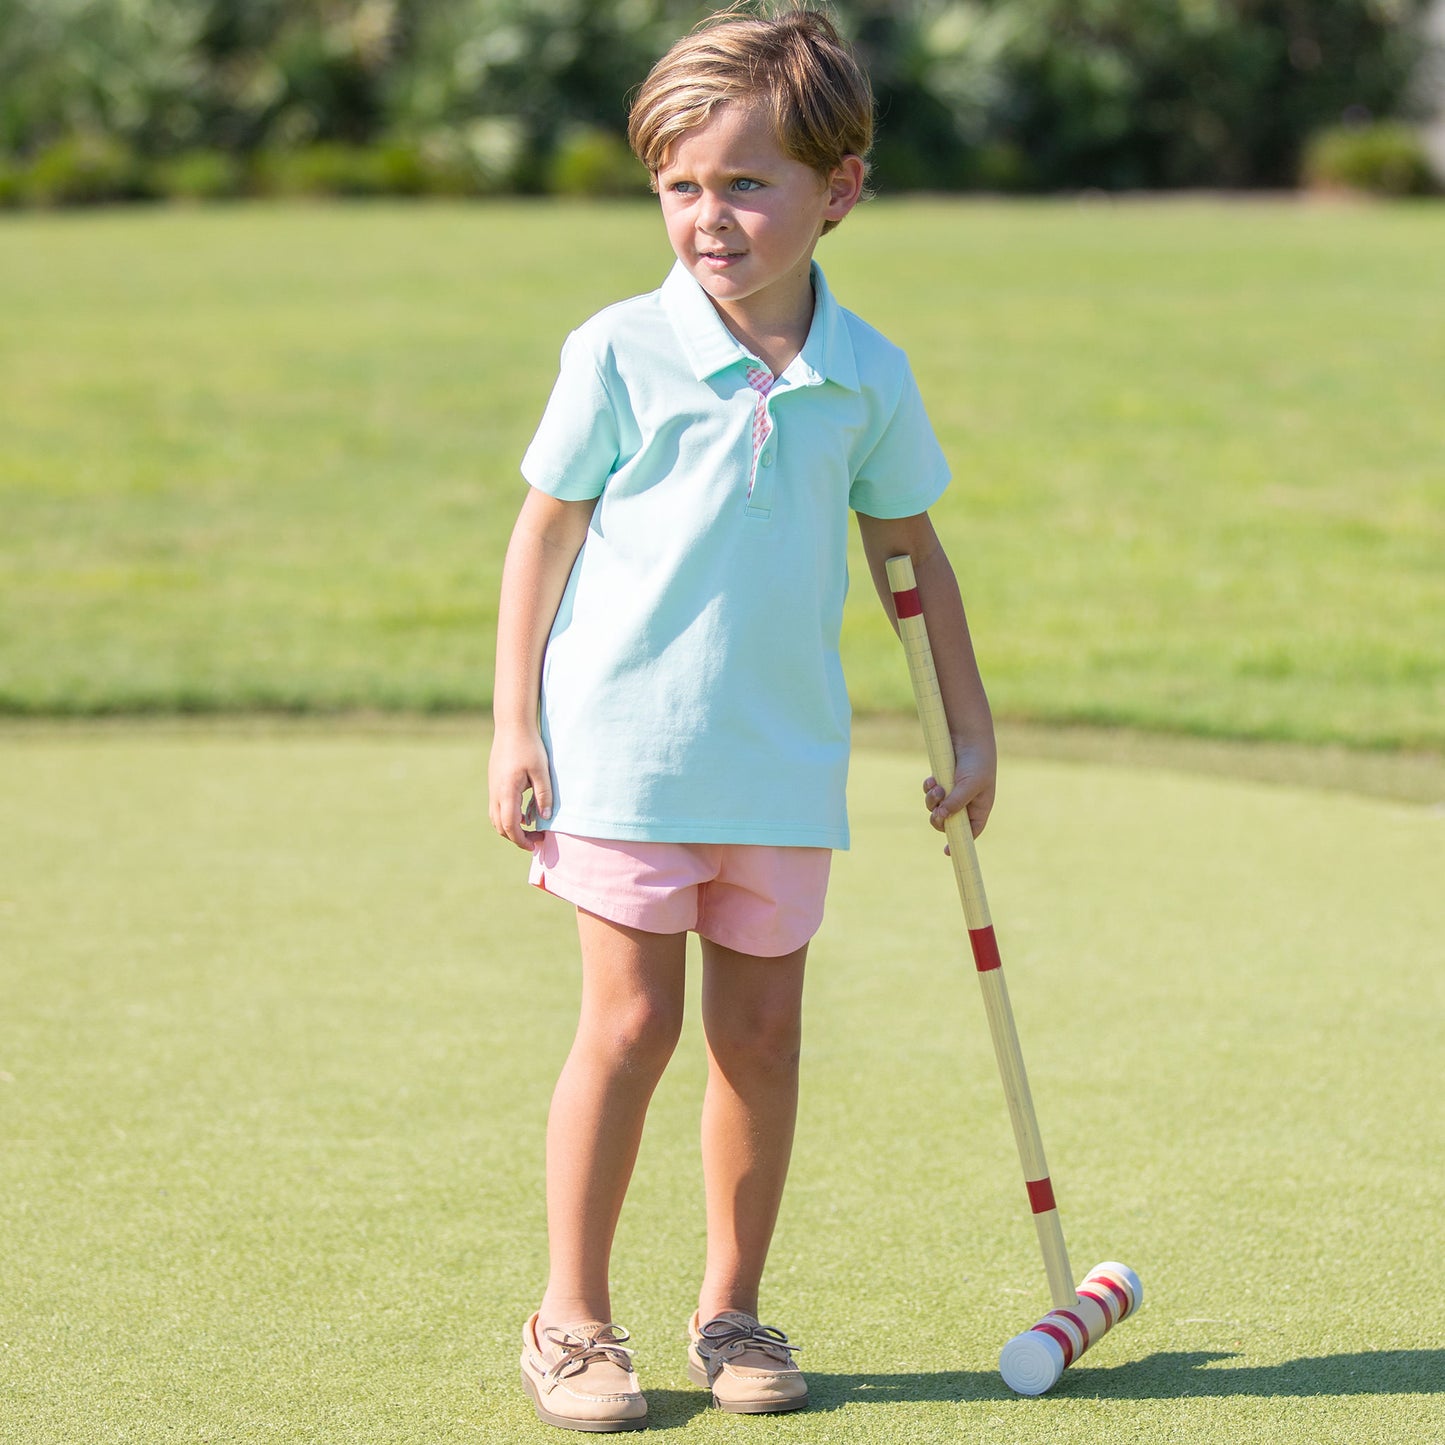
{"left": 1026, "top": 1176, "right": 1057, "bottom": 1214}
{"left": 1077, "top": 1287, "right": 1114, "bottom": 1324}
{"left": 1033, "top": 1322, "right": 1075, "bottom": 1367}
{"left": 1082, "top": 1275, "right": 1131, "bottom": 1319}
{"left": 968, "top": 926, "right": 1002, "bottom": 972}
{"left": 891, "top": 586, "right": 923, "bottom": 619}
{"left": 1057, "top": 1309, "right": 1091, "bottom": 1347}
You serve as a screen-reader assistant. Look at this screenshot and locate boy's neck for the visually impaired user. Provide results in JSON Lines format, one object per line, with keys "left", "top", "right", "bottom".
{"left": 707, "top": 275, "right": 817, "bottom": 379}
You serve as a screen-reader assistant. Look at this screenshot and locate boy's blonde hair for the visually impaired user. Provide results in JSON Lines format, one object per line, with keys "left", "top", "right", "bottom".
{"left": 627, "top": 5, "right": 872, "bottom": 230}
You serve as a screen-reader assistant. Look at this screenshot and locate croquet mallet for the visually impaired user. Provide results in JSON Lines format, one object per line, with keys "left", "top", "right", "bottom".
{"left": 884, "top": 554, "right": 1142, "bottom": 1396}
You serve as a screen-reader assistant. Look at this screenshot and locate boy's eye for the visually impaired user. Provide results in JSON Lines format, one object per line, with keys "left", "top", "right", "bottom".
{"left": 661, "top": 177, "right": 762, "bottom": 197}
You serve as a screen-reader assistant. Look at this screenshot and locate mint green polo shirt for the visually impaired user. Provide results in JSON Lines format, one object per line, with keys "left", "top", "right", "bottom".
{"left": 520, "top": 261, "right": 949, "bottom": 848}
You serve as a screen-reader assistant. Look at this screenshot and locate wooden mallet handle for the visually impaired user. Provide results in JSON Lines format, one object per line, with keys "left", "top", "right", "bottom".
{"left": 884, "top": 554, "right": 1076, "bottom": 1308}
{"left": 885, "top": 555, "right": 1143, "bottom": 1395}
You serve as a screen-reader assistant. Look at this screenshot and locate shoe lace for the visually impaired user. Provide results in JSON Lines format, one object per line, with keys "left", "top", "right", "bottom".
{"left": 540, "top": 1323, "right": 636, "bottom": 1383}
{"left": 698, "top": 1317, "right": 800, "bottom": 1365}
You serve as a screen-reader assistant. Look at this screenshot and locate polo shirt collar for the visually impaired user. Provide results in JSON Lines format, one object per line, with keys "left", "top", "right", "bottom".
{"left": 661, "top": 260, "right": 860, "bottom": 392}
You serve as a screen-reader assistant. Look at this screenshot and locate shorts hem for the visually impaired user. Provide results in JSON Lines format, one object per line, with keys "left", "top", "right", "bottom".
{"left": 532, "top": 872, "right": 695, "bottom": 937}
{"left": 529, "top": 833, "right": 830, "bottom": 958}
{"left": 532, "top": 875, "right": 820, "bottom": 957}
{"left": 694, "top": 922, "right": 821, "bottom": 958}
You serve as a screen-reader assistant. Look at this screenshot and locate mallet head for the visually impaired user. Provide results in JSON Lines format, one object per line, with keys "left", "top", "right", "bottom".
{"left": 998, "top": 1261, "right": 1143, "bottom": 1395}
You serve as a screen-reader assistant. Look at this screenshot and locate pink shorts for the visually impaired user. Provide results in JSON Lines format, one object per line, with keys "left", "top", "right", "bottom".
{"left": 528, "top": 832, "right": 832, "bottom": 958}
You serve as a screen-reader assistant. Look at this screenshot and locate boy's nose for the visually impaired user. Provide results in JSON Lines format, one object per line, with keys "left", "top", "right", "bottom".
{"left": 698, "top": 189, "right": 734, "bottom": 231}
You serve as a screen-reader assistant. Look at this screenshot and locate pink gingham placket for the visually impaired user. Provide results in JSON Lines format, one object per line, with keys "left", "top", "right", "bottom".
{"left": 743, "top": 364, "right": 776, "bottom": 500}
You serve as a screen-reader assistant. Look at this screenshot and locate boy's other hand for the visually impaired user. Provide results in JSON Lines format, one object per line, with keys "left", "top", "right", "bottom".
{"left": 488, "top": 726, "right": 554, "bottom": 850}
{"left": 922, "top": 739, "right": 996, "bottom": 844}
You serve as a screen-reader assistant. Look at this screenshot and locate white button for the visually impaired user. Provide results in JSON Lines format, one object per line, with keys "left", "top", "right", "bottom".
{"left": 761, "top": 453, "right": 774, "bottom": 468}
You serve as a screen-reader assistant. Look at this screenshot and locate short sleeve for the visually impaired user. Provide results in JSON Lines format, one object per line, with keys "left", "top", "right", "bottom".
{"left": 848, "top": 363, "right": 951, "bottom": 519}
{"left": 520, "top": 331, "right": 620, "bottom": 501}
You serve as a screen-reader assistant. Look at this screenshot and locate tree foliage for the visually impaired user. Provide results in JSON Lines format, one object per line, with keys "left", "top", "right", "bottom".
{"left": 0, "top": 0, "right": 1433, "bottom": 192}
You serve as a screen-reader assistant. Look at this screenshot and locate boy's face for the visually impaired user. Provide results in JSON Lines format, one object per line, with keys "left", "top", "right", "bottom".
{"left": 656, "top": 103, "right": 863, "bottom": 337}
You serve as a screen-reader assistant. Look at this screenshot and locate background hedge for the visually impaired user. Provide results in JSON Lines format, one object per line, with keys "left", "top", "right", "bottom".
{"left": 0, "top": 0, "right": 1437, "bottom": 201}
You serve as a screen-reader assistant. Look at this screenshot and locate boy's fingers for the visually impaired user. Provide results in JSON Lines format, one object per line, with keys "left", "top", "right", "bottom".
{"left": 491, "top": 769, "right": 547, "bottom": 851}
{"left": 532, "top": 770, "right": 553, "bottom": 822}
{"left": 930, "top": 777, "right": 994, "bottom": 838}
{"left": 495, "top": 803, "right": 526, "bottom": 849}
{"left": 922, "top": 776, "right": 948, "bottom": 816}
{"left": 506, "top": 813, "right": 535, "bottom": 850}
{"left": 929, "top": 781, "right": 970, "bottom": 827}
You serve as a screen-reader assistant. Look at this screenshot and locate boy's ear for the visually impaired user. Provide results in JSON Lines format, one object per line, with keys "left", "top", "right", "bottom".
{"left": 824, "top": 155, "right": 867, "bottom": 223}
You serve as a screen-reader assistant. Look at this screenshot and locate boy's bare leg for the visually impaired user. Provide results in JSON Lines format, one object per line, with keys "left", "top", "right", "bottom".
{"left": 696, "top": 941, "right": 808, "bottom": 1321}
{"left": 538, "top": 911, "right": 687, "bottom": 1330}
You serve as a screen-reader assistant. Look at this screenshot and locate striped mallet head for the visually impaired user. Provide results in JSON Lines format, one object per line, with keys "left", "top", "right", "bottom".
{"left": 884, "top": 554, "right": 1144, "bottom": 1396}
{"left": 999, "top": 1262, "right": 1143, "bottom": 1395}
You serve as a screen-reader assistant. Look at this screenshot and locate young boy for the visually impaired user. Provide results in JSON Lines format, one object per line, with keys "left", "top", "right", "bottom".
{"left": 489, "top": 6, "right": 995, "bottom": 1431}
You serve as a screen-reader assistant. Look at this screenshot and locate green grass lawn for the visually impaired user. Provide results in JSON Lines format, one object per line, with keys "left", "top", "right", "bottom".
{"left": 2, "top": 727, "right": 1441, "bottom": 1442}
{"left": 2, "top": 199, "right": 1443, "bottom": 748}
{"left": 5, "top": 197, "right": 1439, "bottom": 1444}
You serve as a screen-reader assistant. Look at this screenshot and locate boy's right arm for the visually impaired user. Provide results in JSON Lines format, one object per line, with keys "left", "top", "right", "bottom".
{"left": 488, "top": 487, "right": 597, "bottom": 849}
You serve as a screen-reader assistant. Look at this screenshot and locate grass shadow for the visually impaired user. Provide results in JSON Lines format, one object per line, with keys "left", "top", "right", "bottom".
{"left": 639, "top": 1389, "right": 718, "bottom": 1429}
{"left": 805, "top": 1350, "right": 1445, "bottom": 1408}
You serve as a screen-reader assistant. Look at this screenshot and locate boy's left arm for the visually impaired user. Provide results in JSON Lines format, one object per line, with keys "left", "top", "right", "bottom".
{"left": 857, "top": 510, "right": 996, "bottom": 839}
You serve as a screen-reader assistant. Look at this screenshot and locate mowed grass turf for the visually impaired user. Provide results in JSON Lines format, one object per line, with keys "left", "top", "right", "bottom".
{"left": 2, "top": 729, "right": 1440, "bottom": 1443}
{"left": 2, "top": 200, "right": 1443, "bottom": 747}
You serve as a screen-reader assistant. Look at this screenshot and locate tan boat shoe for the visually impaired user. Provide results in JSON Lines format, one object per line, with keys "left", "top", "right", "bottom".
{"left": 686, "top": 1310, "right": 808, "bottom": 1414}
{"left": 520, "top": 1312, "right": 647, "bottom": 1432}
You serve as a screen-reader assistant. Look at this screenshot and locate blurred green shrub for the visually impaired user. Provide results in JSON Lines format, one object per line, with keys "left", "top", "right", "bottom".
{"left": 369, "top": 141, "right": 430, "bottom": 196}
{"left": 547, "top": 127, "right": 651, "bottom": 198}
{"left": 250, "top": 143, "right": 391, "bottom": 197}
{"left": 246, "top": 140, "right": 503, "bottom": 199}
{"left": 23, "top": 134, "right": 151, "bottom": 206}
{"left": 150, "top": 149, "right": 247, "bottom": 202}
{"left": 1302, "top": 121, "right": 1436, "bottom": 196}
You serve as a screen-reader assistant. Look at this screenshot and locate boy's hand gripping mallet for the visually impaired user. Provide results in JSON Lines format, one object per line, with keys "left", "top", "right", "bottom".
{"left": 885, "top": 555, "right": 1142, "bottom": 1396}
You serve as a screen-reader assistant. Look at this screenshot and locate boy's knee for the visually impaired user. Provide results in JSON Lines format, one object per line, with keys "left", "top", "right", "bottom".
{"left": 710, "top": 1007, "right": 802, "bottom": 1076}
{"left": 591, "top": 995, "right": 684, "bottom": 1074}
